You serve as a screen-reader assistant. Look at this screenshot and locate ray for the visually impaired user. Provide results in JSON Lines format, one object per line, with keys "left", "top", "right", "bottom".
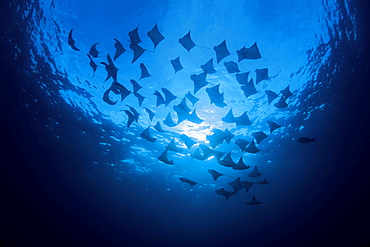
{"left": 180, "top": 134, "right": 196, "bottom": 149}
{"left": 154, "top": 121, "right": 166, "bottom": 132}
{"left": 242, "top": 181, "right": 255, "bottom": 193}
{"left": 206, "top": 84, "right": 227, "bottom": 108}
{"left": 229, "top": 177, "right": 244, "bottom": 192}
{"left": 237, "top": 42, "right": 262, "bottom": 62}
{"left": 102, "top": 88, "right": 117, "bottom": 105}
{"left": 144, "top": 107, "right": 155, "bottom": 122}
{"left": 86, "top": 54, "right": 97, "bottom": 78}
{"left": 234, "top": 138, "right": 250, "bottom": 152}
{"left": 218, "top": 151, "right": 237, "bottom": 168}
{"left": 257, "top": 179, "right": 270, "bottom": 185}
{"left": 178, "top": 31, "right": 196, "bottom": 52}
{"left": 298, "top": 137, "right": 317, "bottom": 144}
{"left": 248, "top": 166, "right": 262, "bottom": 177}
{"left": 134, "top": 92, "right": 145, "bottom": 107}
{"left": 201, "top": 58, "right": 216, "bottom": 74}
{"left": 147, "top": 24, "right": 165, "bottom": 49}
{"left": 100, "top": 54, "right": 118, "bottom": 82}
{"left": 245, "top": 140, "right": 260, "bottom": 153}
{"left": 187, "top": 109, "right": 203, "bottom": 124}
{"left": 265, "top": 90, "right": 279, "bottom": 105}
{"left": 281, "top": 85, "right": 293, "bottom": 99}
{"left": 185, "top": 91, "right": 199, "bottom": 105}
{"left": 190, "top": 72, "right": 208, "bottom": 94}
{"left": 274, "top": 96, "right": 288, "bottom": 108}
{"left": 123, "top": 110, "right": 135, "bottom": 128}
{"left": 153, "top": 90, "right": 166, "bottom": 107}
{"left": 191, "top": 146, "right": 206, "bottom": 160}
{"left": 170, "top": 56, "right": 183, "bottom": 73}
{"left": 130, "top": 79, "right": 142, "bottom": 93}
{"left": 199, "top": 144, "right": 225, "bottom": 161}
{"left": 213, "top": 40, "right": 230, "bottom": 63}
{"left": 113, "top": 38, "right": 126, "bottom": 61}
{"left": 68, "top": 29, "right": 80, "bottom": 51}
{"left": 173, "top": 98, "right": 191, "bottom": 123}
{"left": 240, "top": 78, "right": 257, "bottom": 99}
{"left": 233, "top": 157, "right": 251, "bottom": 170}
{"left": 166, "top": 138, "right": 183, "bottom": 153}
{"left": 110, "top": 82, "right": 131, "bottom": 102}
{"left": 128, "top": 27, "right": 142, "bottom": 44}
{"left": 179, "top": 177, "right": 198, "bottom": 187}
{"left": 158, "top": 149, "right": 174, "bottom": 165}
{"left": 234, "top": 111, "right": 252, "bottom": 126}
{"left": 161, "top": 88, "right": 177, "bottom": 106}
{"left": 163, "top": 112, "right": 177, "bottom": 127}
{"left": 246, "top": 195, "right": 261, "bottom": 205}
{"left": 88, "top": 42, "right": 101, "bottom": 58}
{"left": 224, "top": 61, "right": 240, "bottom": 74}
{"left": 223, "top": 129, "right": 234, "bottom": 143}
{"left": 139, "top": 63, "right": 151, "bottom": 80}
{"left": 236, "top": 72, "right": 250, "bottom": 85}
{"left": 126, "top": 105, "right": 139, "bottom": 122}
{"left": 267, "top": 120, "right": 281, "bottom": 133}
{"left": 129, "top": 42, "right": 145, "bottom": 64}
{"left": 222, "top": 109, "right": 235, "bottom": 123}
{"left": 208, "top": 169, "right": 223, "bottom": 181}
{"left": 215, "top": 188, "right": 236, "bottom": 200}
{"left": 140, "top": 126, "right": 157, "bottom": 142}
{"left": 255, "top": 68, "right": 269, "bottom": 84}
{"left": 252, "top": 131, "right": 268, "bottom": 144}
{"left": 207, "top": 130, "right": 225, "bottom": 148}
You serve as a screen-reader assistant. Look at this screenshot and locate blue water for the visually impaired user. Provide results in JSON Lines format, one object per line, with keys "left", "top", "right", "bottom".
{"left": 1, "top": 0, "right": 370, "bottom": 246}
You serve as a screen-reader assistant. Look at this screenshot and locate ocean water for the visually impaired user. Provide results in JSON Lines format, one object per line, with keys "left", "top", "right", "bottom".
{"left": 1, "top": 0, "right": 369, "bottom": 246}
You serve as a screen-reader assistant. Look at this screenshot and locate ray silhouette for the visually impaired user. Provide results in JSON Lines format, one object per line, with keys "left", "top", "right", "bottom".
{"left": 187, "top": 109, "right": 203, "bottom": 124}
{"left": 129, "top": 42, "right": 145, "bottom": 64}
{"left": 229, "top": 177, "right": 244, "bottom": 192}
{"left": 113, "top": 38, "right": 126, "bottom": 61}
{"left": 154, "top": 121, "right": 166, "bottom": 132}
{"left": 102, "top": 88, "right": 117, "bottom": 105}
{"left": 126, "top": 105, "right": 139, "bottom": 122}
{"left": 215, "top": 188, "right": 236, "bottom": 200}
{"left": 206, "top": 84, "right": 227, "bottom": 108}
{"left": 201, "top": 58, "right": 216, "bottom": 74}
{"left": 267, "top": 121, "right": 281, "bottom": 133}
{"left": 246, "top": 195, "right": 261, "bottom": 205}
{"left": 257, "top": 179, "right": 270, "bottom": 185}
{"left": 223, "top": 129, "right": 234, "bottom": 143}
{"left": 166, "top": 138, "right": 183, "bottom": 153}
{"left": 139, "top": 63, "right": 151, "bottom": 80}
{"left": 265, "top": 90, "right": 279, "bottom": 104}
{"left": 255, "top": 68, "right": 269, "bottom": 84}
{"left": 173, "top": 98, "right": 191, "bottom": 123}
{"left": 130, "top": 79, "right": 142, "bottom": 93}
{"left": 248, "top": 166, "right": 262, "bottom": 177}
{"left": 68, "top": 29, "right": 80, "bottom": 51}
{"left": 191, "top": 146, "right": 206, "bottom": 160}
{"left": 140, "top": 126, "right": 157, "bottom": 142}
{"left": 274, "top": 96, "right": 288, "bottom": 108}
{"left": 252, "top": 131, "right": 268, "bottom": 144}
{"left": 234, "top": 138, "right": 250, "bottom": 152}
{"left": 234, "top": 111, "right": 252, "bottom": 126}
{"left": 281, "top": 85, "right": 293, "bottom": 99}
{"left": 88, "top": 42, "right": 101, "bottom": 58}
{"left": 123, "top": 110, "right": 135, "bottom": 128}
{"left": 153, "top": 90, "right": 166, "bottom": 107}
{"left": 222, "top": 109, "right": 235, "bottom": 123}
{"left": 245, "top": 140, "right": 260, "bottom": 153}
{"left": 224, "top": 61, "right": 240, "bottom": 74}
{"left": 170, "top": 56, "right": 183, "bottom": 73}
{"left": 242, "top": 181, "right": 255, "bottom": 193}
{"left": 180, "top": 134, "right": 196, "bottom": 149}
{"left": 218, "top": 151, "right": 236, "bottom": 168}
{"left": 213, "top": 40, "right": 230, "bottom": 63}
{"left": 158, "top": 149, "right": 174, "bottom": 165}
{"left": 185, "top": 91, "right": 199, "bottom": 105}
{"left": 128, "top": 27, "right": 142, "bottom": 44}
{"left": 178, "top": 31, "right": 196, "bottom": 52}
{"left": 110, "top": 82, "right": 131, "bottom": 102}
{"left": 240, "top": 78, "right": 258, "bottom": 99}
{"left": 298, "top": 137, "right": 317, "bottom": 144}
{"left": 161, "top": 88, "right": 177, "bottom": 106}
{"left": 207, "top": 130, "right": 225, "bottom": 148}
{"left": 233, "top": 157, "right": 251, "bottom": 170}
{"left": 190, "top": 72, "right": 208, "bottom": 94}
{"left": 236, "top": 72, "right": 250, "bottom": 85}
{"left": 144, "top": 107, "right": 155, "bottom": 122}
{"left": 147, "top": 24, "right": 165, "bottom": 49}
{"left": 134, "top": 92, "right": 145, "bottom": 106}
{"left": 86, "top": 54, "right": 97, "bottom": 78}
{"left": 180, "top": 177, "right": 205, "bottom": 187}
{"left": 199, "top": 145, "right": 224, "bottom": 161}
{"left": 208, "top": 169, "right": 223, "bottom": 181}
{"left": 100, "top": 54, "right": 118, "bottom": 82}
{"left": 237, "top": 42, "right": 262, "bottom": 62}
{"left": 163, "top": 112, "right": 177, "bottom": 127}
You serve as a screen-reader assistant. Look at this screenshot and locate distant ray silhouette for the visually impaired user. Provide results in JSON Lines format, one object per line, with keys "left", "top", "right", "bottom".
{"left": 130, "top": 79, "right": 142, "bottom": 93}
{"left": 257, "top": 179, "right": 270, "bottom": 185}
{"left": 215, "top": 188, "right": 236, "bottom": 200}
{"left": 191, "top": 146, "right": 206, "bottom": 160}
{"left": 101, "top": 54, "right": 118, "bottom": 82}
{"left": 281, "top": 85, "right": 293, "bottom": 99}
{"left": 252, "top": 131, "right": 268, "bottom": 144}
{"left": 129, "top": 42, "right": 145, "bottom": 64}
{"left": 153, "top": 90, "right": 166, "bottom": 107}
{"left": 126, "top": 105, "right": 139, "bottom": 122}
{"left": 113, "top": 38, "right": 126, "bottom": 61}
{"left": 102, "top": 88, "right": 117, "bottom": 105}
{"left": 86, "top": 54, "right": 97, "bottom": 78}
{"left": 218, "top": 151, "right": 236, "bottom": 168}
{"left": 154, "top": 121, "right": 166, "bottom": 132}
{"left": 180, "top": 134, "right": 196, "bottom": 149}
{"left": 224, "top": 61, "right": 240, "bottom": 74}
{"left": 199, "top": 145, "right": 224, "bottom": 161}
{"left": 144, "top": 107, "right": 155, "bottom": 122}
{"left": 147, "top": 24, "right": 165, "bottom": 49}
{"left": 111, "top": 82, "right": 131, "bottom": 102}
{"left": 267, "top": 121, "right": 281, "bottom": 133}
{"left": 134, "top": 92, "right": 145, "bottom": 106}
{"left": 234, "top": 111, "right": 252, "bottom": 126}
{"left": 178, "top": 31, "right": 196, "bottom": 52}
{"left": 128, "top": 27, "right": 142, "bottom": 44}
{"left": 206, "top": 84, "right": 227, "bottom": 108}
{"left": 170, "top": 56, "right": 183, "bottom": 73}
{"left": 237, "top": 42, "right": 262, "bottom": 62}
{"left": 68, "top": 29, "right": 80, "bottom": 51}
{"left": 161, "top": 88, "right": 177, "bottom": 106}
{"left": 298, "top": 137, "right": 317, "bottom": 144}
{"left": 173, "top": 98, "right": 191, "bottom": 123}
{"left": 213, "top": 40, "right": 230, "bottom": 63}
{"left": 158, "top": 149, "right": 174, "bottom": 165}
{"left": 123, "top": 110, "right": 135, "bottom": 127}
{"left": 240, "top": 78, "right": 257, "bottom": 99}
{"left": 163, "top": 112, "right": 177, "bottom": 127}
{"left": 248, "top": 166, "right": 262, "bottom": 177}
{"left": 233, "top": 157, "right": 250, "bottom": 170}
{"left": 139, "top": 63, "right": 151, "bottom": 80}
{"left": 246, "top": 195, "right": 261, "bottom": 205}
{"left": 229, "top": 177, "right": 244, "bottom": 192}
{"left": 201, "top": 58, "right": 216, "bottom": 74}
{"left": 265, "top": 90, "right": 279, "bottom": 104}
{"left": 235, "top": 72, "right": 250, "bottom": 85}
{"left": 242, "top": 181, "right": 255, "bottom": 193}
{"left": 190, "top": 72, "right": 208, "bottom": 94}
{"left": 185, "top": 91, "right": 199, "bottom": 105}
{"left": 245, "top": 140, "right": 260, "bottom": 153}
{"left": 179, "top": 177, "right": 205, "bottom": 187}
{"left": 140, "top": 127, "right": 157, "bottom": 142}
{"left": 234, "top": 138, "right": 250, "bottom": 152}
{"left": 208, "top": 169, "right": 223, "bottom": 181}
{"left": 274, "top": 96, "right": 288, "bottom": 108}
{"left": 166, "top": 138, "right": 183, "bottom": 152}
{"left": 187, "top": 109, "right": 203, "bottom": 124}
{"left": 89, "top": 42, "right": 101, "bottom": 58}
{"left": 222, "top": 109, "right": 235, "bottom": 123}
{"left": 255, "top": 68, "right": 269, "bottom": 84}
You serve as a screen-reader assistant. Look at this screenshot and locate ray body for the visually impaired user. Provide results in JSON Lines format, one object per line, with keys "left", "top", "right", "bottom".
{"left": 265, "top": 90, "right": 279, "bottom": 104}
{"left": 140, "top": 127, "right": 157, "bottom": 142}
{"left": 224, "top": 61, "right": 240, "bottom": 74}
{"left": 187, "top": 109, "right": 203, "bottom": 124}
{"left": 274, "top": 96, "right": 288, "bottom": 108}
{"left": 170, "top": 56, "right": 183, "bottom": 73}
{"left": 215, "top": 188, "right": 236, "bottom": 200}
{"left": 129, "top": 42, "right": 145, "bottom": 64}
{"left": 235, "top": 72, "right": 250, "bottom": 85}
{"left": 173, "top": 98, "right": 191, "bottom": 123}
{"left": 161, "top": 88, "right": 177, "bottom": 106}
{"left": 248, "top": 166, "right": 262, "bottom": 177}
{"left": 190, "top": 72, "right": 208, "bottom": 94}
{"left": 139, "top": 63, "right": 151, "bottom": 80}
{"left": 154, "top": 121, "right": 166, "bottom": 132}
{"left": 180, "top": 134, "right": 196, "bottom": 149}
{"left": 234, "top": 111, "right": 252, "bottom": 126}
{"left": 191, "top": 146, "right": 206, "bottom": 160}
{"left": 245, "top": 140, "right": 260, "bottom": 153}
{"left": 153, "top": 90, "right": 166, "bottom": 107}
{"left": 179, "top": 177, "right": 197, "bottom": 187}
{"left": 130, "top": 79, "right": 142, "bottom": 93}
{"left": 201, "top": 58, "right": 216, "bottom": 74}
{"left": 240, "top": 78, "right": 257, "bottom": 99}
{"left": 199, "top": 145, "right": 224, "bottom": 161}
{"left": 242, "top": 181, "right": 255, "bottom": 193}
{"left": 86, "top": 54, "right": 97, "bottom": 78}
{"left": 179, "top": 31, "right": 196, "bottom": 52}
{"left": 208, "top": 169, "right": 223, "bottom": 181}
{"left": 252, "top": 131, "right": 268, "bottom": 144}
{"left": 89, "top": 42, "right": 101, "bottom": 58}
{"left": 234, "top": 138, "right": 250, "bottom": 152}
{"left": 218, "top": 151, "right": 236, "bottom": 168}
{"left": 281, "top": 85, "right": 293, "bottom": 99}
{"left": 147, "top": 24, "right": 165, "bottom": 49}
{"left": 255, "top": 68, "right": 269, "bottom": 84}
{"left": 144, "top": 107, "right": 155, "bottom": 122}
{"left": 134, "top": 93, "right": 145, "bottom": 106}
{"left": 222, "top": 109, "right": 235, "bottom": 123}
{"left": 68, "top": 29, "right": 80, "bottom": 51}
{"left": 166, "top": 139, "right": 183, "bottom": 152}
{"left": 126, "top": 105, "right": 139, "bottom": 122}
{"left": 163, "top": 112, "right": 177, "bottom": 127}
{"left": 128, "top": 27, "right": 142, "bottom": 44}
{"left": 111, "top": 82, "right": 131, "bottom": 102}
{"left": 158, "top": 149, "right": 174, "bottom": 165}
{"left": 298, "top": 137, "right": 317, "bottom": 144}
{"left": 214, "top": 40, "right": 230, "bottom": 63}
{"left": 257, "top": 179, "right": 270, "bottom": 185}
{"left": 113, "top": 38, "right": 126, "bottom": 61}
{"left": 206, "top": 84, "right": 227, "bottom": 108}
{"left": 229, "top": 177, "right": 244, "bottom": 192}
{"left": 185, "top": 91, "right": 199, "bottom": 105}
{"left": 101, "top": 54, "right": 118, "bottom": 82}
{"left": 102, "top": 88, "right": 117, "bottom": 105}
{"left": 246, "top": 195, "right": 261, "bottom": 205}
{"left": 237, "top": 42, "right": 262, "bottom": 62}
{"left": 233, "top": 157, "right": 250, "bottom": 170}
{"left": 267, "top": 121, "right": 281, "bottom": 133}
{"left": 123, "top": 110, "right": 135, "bottom": 128}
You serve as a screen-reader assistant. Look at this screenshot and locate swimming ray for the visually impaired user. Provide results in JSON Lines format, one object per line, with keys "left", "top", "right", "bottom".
{"left": 245, "top": 140, "right": 260, "bottom": 153}
{"left": 158, "top": 149, "right": 174, "bottom": 165}
{"left": 100, "top": 54, "right": 118, "bottom": 82}
{"left": 257, "top": 179, "right": 270, "bottom": 185}
{"left": 178, "top": 31, "right": 196, "bottom": 52}
{"left": 234, "top": 111, "right": 252, "bottom": 126}
{"left": 102, "top": 88, "right": 117, "bottom": 105}
{"left": 130, "top": 79, "right": 142, "bottom": 93}
{"left": 163, "top": 112, "right": 177, "bottom": 127}
{"left": 248, "top": 166, "right": 262, "bottom": 177}
{"left": 218, "top": 151, "right": 237, "bottom": 168}
{"left": 154, "top": 121, "right": 166, "bottom": 132}
{"left": 129, "top": 42, "right": 145, "bottom": 64}
{"left": 185, "top": 91, "right": 199, "bottom": 105}
{"left": 242, "top": 181, "right": 255, "bottom": 193}
{"left": 113, "top": 38, "right": 126, "bottom": 61}
{"left": 166, "top": 138, "right": 183, "bottom": 153}
{"left": 190, "top": 72, "right": 208, "bottom": 94}
{"left": 89, "top": 42, "right": 101, "bottom": 58}
{"left": 161, "top": 88, "right": 177, "bottom": 106}
{"left": 206, "top": 84, "right": 227, "bottom": 108}
{"left": 134, "top": 92, "right": 145, "bottom": 107}
{"left": 222, "top": 109, "right": 235, "bottom": 123}
{"left": 298, "top": 137, "right": 317, "bottom": 144}
{"left": 235, "top": 72, "right": 250, "bottom": 85}
{"left": 147, "top": 24, "right": 165, "bottom": 49}
{"left": 128, "top": 27, "right": 142, "bottom": 44}
{"left": 281, "top": 85, "right": 293, "bottom": 99}
{"left": 267, "top": 121, "right": 281, "bottom": 133}
{"left": 240, "top": 78, "right": 257, "bottom": 99}
{"left": 224, "top": 61, "right": 240, "bottom": 74}
{"left": 255, "top": 68, "right": 269, "bottom": 84}
{"left": 180, "top": 134, "right": 196, "bottom": 149}
{"left": 201, "top": 58, "right": 216, "bottom": 74}
{"left": 111, "top": 82, "right": 131, "bottom": 102}
{"left": 207, "top": 130, "right": 225, "bottom": 148}
{"left": 265, "top": 90, "right": 279, "bottom": 105}
{"left": 208, "top": 169, "right": 223, "bottom": 181}
{"left": 246, "top": 195, "right": 261, "bottom": 205}
{"left": 144, "top": 107, "right": 155, "bottom": 122}
{"left": 153, "top": 90, "right": 166, "bottom": 107}
{"left": 223, "top": 129, "right": 234, "bottom": 144}
{"left": 252, "top": 131, "right": 268, "bottom": 144}
{"left": 191, "top": 146, "right": 206, "bottom": 160}
{"left": 139, "top": 63, "right": 151, "bottom": 80}
{"left": 233, "top": 157, "right": 251, "bottom": 170}
{"left": 215, "top": 188, "right": 236, "bottom": 200}
{"left": 86, "top": 54, "right": 97, "bottom": 78}
{"left": 274, "top": 96, "right": 288, "bottom": 108}
{"left": 234, "top": 138, "right": 250, "bottom": 152}
{"left": 180, "top": 177, "right": 205, "bottom": 187}
{"left": 213, "top": 40, "right": 230, "bottom": 63}
{"left": 170, "top": 56, "right": 183, "bottom": 73}
{"left": 187, "top": 109, "right": 203, "bottom": 124}
{"left": 237, "top": 42, "right": 262, "bottom": 62}
{"left": 140, "top": 126, "right": 157, "bottom": 142}
{"left": 126, "top": 105, "right": 139, "bottom": 123}
{"left": 123, "top": 110, "right": 135, "bottom": 128}
{"left": 199, "top": 145, "right": 224, "bottom": 161}
{"left": 68, "top": 29, "right": 80, "bottom": 51}
{"left": 229, "top": 177, "right": 244, "bottom": 192}
{"left": 173, "top": 98, "right": 191, "bottom": 123}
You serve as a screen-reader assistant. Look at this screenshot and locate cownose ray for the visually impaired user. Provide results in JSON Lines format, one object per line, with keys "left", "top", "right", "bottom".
{"left": 281, "top": 85, "right": 293, "bottom": 99}
{"left": 185, "top": 91, "right": 199, "bottom": 105}
{"left": 86, "top": 54, "right": 97, "bottom": 78}
{"left": 129, "top": 42, "right": 147, "bottom": 64}
{"left": 199, "top": 144, "right": 225, "bottom": 162}
{"left": 170, "top": 56, "right": 183, "bottom": 73}
{"left": 252, "top": 131, "right": 268, "bottom": 144}
{"left": 234, "top": 111, "right": 252, "bottom": 126}
{"left": 235, "top": 72, "right": 250, "bottom": 85}
{"left": 173, "top": 98, "right": 191, "bottom": 123}
{"left": 213, "top": 40, "right": 230, "bottom": 63}
{"left": 140, "top": 126, "right": 157, "bottom": 142}
{"left": 139, "top": 63, "right": 151, "bottom": 80}
{"left": 233, "top": 157, "right": 251, "bottom": 170}
{"left": 255, "top": 68, "right": 269, "bottom": 84}
{"left": 206, "top": 128, "right": 234, "bottom": 148}
{"left": 130, "top": 79, "right": 142, "bottom": 93}
{"left": 122, "top": 110, "right": 135, "bottom": 128}
{"left": 179, "top": 177, "right": 206, "bottom": 187}
{"left": 134, "top": 92, "right": 145, "bottom": 107}
{"left": 190, "top": 72, "right": 208, "bottom": 94}
{"left": 147, "top": 24, "right": 165, "bottom": 49}
{"left": 88, "top": 42, "right": 102, "bottom": 58}
{"left": 201, "top": 58, "right": 216, "bottom": 74}
{"left": 246, "top": 195, "right": 261, "bottom": 205}
{"left": 161, "top": 88, "right": 177, "bottom": 106}
{"left": 248, "top": 166, "right": 262, "bottom": 177}
{"left": 113, "top": 38, "right": 126, "bottom": 61}
{"left": 158, "top": 149, "right": 174, "bottom": 165}
{"left": 187, "top": 109, "right": 203, "bottom": 124}
{"left": 102, "top": 88, "right": 117, "bottom": 105}
{"left": 208, "top": 169, "right": 224, "bottom": 181}
{"left": 224, "top": 61, "right": 240, "bottom": 74}
{"left": 154, "top": 121, "right": 166, "bottom": 132}
{"left": 100, "top": 54, "right": 118, "bottom": 82}
{"left": 215, "top": 188, "right": 236, "bottom": 200}
{"left": 218, "top": 151, "right": 237, "bottom": 168}
{"left": 191, "top": 146, "right": 206, "bottom": 160}
{"left": 257, "top": 179, "right": 270, "bottom": 185}
{"left": 237, "top": 42, "right": 262, "bottom": 62}
{"left": 180, "top": 134, "right": 196, "bottom": 149}
{"left": 166, "top": 138, "right": 183, "bottom": 153}
{"left": 245, "top": 140, "right": 260, "bottom": 153}
{"left": 274, "top": 96, "right": 288, "bottom": 108}
{"left": 222, "top": 109, "right": 235, "bottom": 123}
{"left": 144, "top": 107, "right": 155, "bottom": 122}
{"left": 298, "top": 137, "right": 317, "bottom": 144}
{"left": 68, "top": 29, "right": 80, "bottom": 51}
{"left": 206, "top": 84, "right": 227, "bottom": 108}
{"left": 126, "top": 104, "right": 139, "bottom": 122}
{"left": 153, "top": 90, "right": 166, "bottom": 107}
{"left": 229, "top": 177, "right": 245, "bottom": 192}
{"left": 223, "top": 129, "right": 235, "bottom": 143}
{"left": 265, "top": 90, "right": 279, "bottom": 105}
{"left": 234, "top": 138, "right": 250, "bottom": 152}
{"left": 128, "top": 26, "right": 143, "bottom": 45}
{"left": 163, "top": 112, "right": 177, "bottom": 127}
{"left": 242, "top": 181, "right": 255, "bottom": 193}
{"left": 110, "top": 82, "right": 131, "bottom": 102}
{"left": 240, "top": 78, "right": 258, "bottom": 99}
{"left": 178, "top": 31, "right": 199, "bottom": 52}
{"left": 267, "top": 120, "right": 281, "bottom": 133}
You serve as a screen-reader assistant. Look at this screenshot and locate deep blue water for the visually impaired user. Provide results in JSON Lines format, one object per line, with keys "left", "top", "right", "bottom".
{"left": 1, "top": 0, "right": 370, "bottom": 246}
